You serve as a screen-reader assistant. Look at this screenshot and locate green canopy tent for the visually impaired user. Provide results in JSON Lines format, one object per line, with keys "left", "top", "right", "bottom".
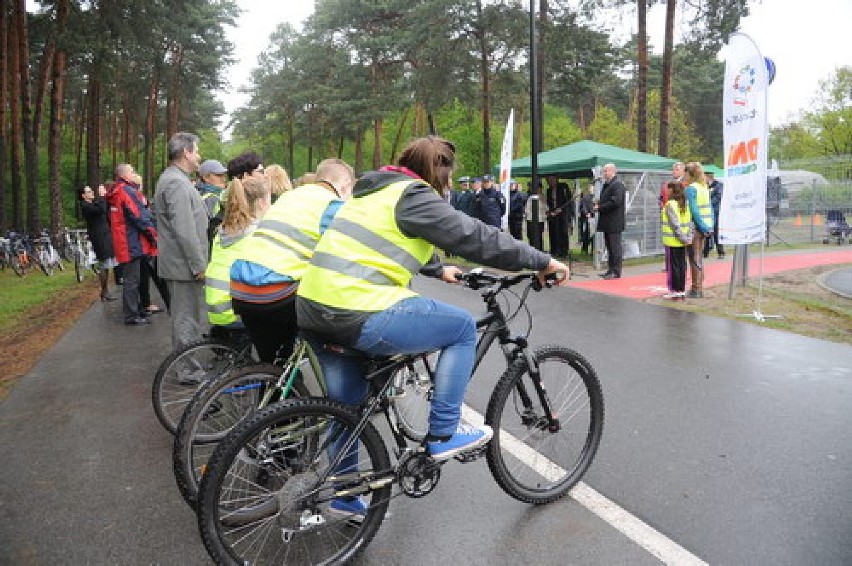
{"left": 703, "top": 164, "right": 725, "bottom": 177}
{"left": 499, "top": 139, "right": 678, "bottom": 178}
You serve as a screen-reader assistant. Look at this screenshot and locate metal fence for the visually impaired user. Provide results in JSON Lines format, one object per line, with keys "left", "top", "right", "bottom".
{"left": 595, "top": 175, "right": 852, "bottom": 267}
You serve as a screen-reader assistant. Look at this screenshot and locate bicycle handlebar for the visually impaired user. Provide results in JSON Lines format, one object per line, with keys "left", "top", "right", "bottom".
{"left": 454, "top": 268, "right": 560, "bottom": 293}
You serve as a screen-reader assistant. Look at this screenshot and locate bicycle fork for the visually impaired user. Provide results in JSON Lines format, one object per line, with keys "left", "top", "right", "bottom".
{"left": 513, "top": 342, "right": 561, "bottom": 433}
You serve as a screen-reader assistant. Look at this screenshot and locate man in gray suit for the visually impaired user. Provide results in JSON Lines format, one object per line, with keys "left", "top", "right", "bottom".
{"left": 154, "top": 132, "right": 209, "bottom": 349}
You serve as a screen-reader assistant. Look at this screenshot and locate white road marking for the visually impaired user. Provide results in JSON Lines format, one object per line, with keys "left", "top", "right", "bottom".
{"left": 462, "top": 404, "right": 708, "bottom": 566}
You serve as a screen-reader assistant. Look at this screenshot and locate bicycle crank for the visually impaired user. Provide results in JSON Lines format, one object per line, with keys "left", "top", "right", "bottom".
{"left": 397, "top": 452, "right": 441, "bottom": 498}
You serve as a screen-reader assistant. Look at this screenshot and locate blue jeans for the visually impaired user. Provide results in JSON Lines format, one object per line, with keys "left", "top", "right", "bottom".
{"left": 316, "top": 296, "right": 477, "bottom": 438}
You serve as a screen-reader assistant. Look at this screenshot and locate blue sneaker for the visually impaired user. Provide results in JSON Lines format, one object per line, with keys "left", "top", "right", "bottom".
{"left": 426, "top": 424, "right": 494, "bottom": 461}
{"left": 328, "top": 497, "right": 367, "bottom": 523}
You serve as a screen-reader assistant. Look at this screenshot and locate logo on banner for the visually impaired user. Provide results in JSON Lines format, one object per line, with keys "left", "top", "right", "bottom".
{"left": 731, "top": 64, "right": 757, "bottom": 107}
{"left": 727, "top": 137, "right": 760, "bottom": 176}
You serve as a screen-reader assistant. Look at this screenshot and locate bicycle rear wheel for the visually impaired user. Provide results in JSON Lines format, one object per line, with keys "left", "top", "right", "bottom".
{"left": 173, "top": 362, "right": 312, "bottom": 509}
{"left": 11, "top": 254, "right": 25, "bottom": 277}
{"left": 152, "top": 337, "right": 257, "bottom": 435}
{"left": 197, "top": 398, "right": 391, "bottom": 566}
{"left": 485, "top": 345, "right": 604, "bottom": 504}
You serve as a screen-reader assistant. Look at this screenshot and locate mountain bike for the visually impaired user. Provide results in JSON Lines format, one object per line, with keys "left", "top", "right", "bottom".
{"left": 173, "top": 338, "right": 431, "bottom": 510}
{"left": 152, "top": 329, "right": 259, "bottom": 435}
{"left": 196, "top": 269, "right": 604, "bottom": 565}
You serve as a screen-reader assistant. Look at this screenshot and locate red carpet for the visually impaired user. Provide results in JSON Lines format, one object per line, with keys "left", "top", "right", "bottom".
{"left": 569, "top": 249, "right": 852, "bottom": 299}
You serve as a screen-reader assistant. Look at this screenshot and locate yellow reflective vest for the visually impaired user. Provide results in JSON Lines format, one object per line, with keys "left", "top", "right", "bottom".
{"left": 238, "top": 184, "right": 339, "bottom": 280}
{"left": 691, "top": 182, "right": 713, "bottom": 230}
{"left": 298, "top": 180, "right": 435, "bottom": 312}
{"left": 206, "top": 228, "right": 255, "bottom": 326}
{"left": 661, "top": 200, "right": 692, "bottom": 248}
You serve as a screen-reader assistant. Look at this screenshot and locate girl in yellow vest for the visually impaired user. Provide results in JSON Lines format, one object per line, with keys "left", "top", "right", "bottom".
{"left": 684, "top": 162, "right": 713, "bottom": 298}
{"left": 661, "top": 181, "right": 693, "bottom": 300}
{"left": 297, "top": 137, "right": 570, "bottom": 520}
{"left": 205, "top": 175, "right": 272, "bottom": 334}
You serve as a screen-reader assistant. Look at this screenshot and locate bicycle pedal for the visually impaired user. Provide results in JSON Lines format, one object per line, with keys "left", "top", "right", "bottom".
{"left": 454, "top": 445, "right": 487, "bottom": 463}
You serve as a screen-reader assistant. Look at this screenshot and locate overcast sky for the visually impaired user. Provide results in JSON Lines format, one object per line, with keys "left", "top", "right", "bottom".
{"left": 221, "top": 0, "right": 851, "bottom": 130}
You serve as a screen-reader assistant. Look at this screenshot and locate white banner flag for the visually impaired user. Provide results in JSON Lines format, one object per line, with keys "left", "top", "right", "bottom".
{"left": 499, "top": 109, "right": 514, "bottom": 229}
{"left": 718, "top": 33, "right": 769, "bottom": 244}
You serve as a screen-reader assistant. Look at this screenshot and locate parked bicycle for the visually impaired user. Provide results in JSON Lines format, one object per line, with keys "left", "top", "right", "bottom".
{"left": 66, "top": 228, "right": 99, "bottom": 283}
{"left": 196, "top": 269, "right": 604, "bottom": 565}
{"left": 31, "top": 232, "right": 64, "bottom": 276}
{"left": 6, "top": 233, "right": 33, "bottom": 277}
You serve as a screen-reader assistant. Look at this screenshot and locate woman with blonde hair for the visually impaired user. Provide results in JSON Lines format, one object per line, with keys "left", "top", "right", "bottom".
{"left": 205, "top": 175, "right": 272, "bottom": 331}
{"left": 684, "top": 162, "right": 713, "bottom": 298}
{"left": 265, "top": 164, "right": 293, "bottom": 200}
{"left": 661, "top": 181, "right": 693, "bottom": 300}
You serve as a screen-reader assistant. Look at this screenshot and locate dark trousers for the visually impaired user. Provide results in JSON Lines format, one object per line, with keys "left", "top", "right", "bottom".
{"left": 121, "top": 257, "right": 141, "bottom": 322}
{"left": 547, "top": 216, "right": 569, "bottom": 257}
{"left": 578, "top": 215, "right": 592, "bottom": 253}
{"left": 231, "top": 295, "right": 298, "bottom": 364}
{"left": 139, "top": 259, "right": 151, "bottom": 308}
{"left": 509, "top": 217, "right": 524, "bottom": 240}
{"left": 665, "top": 246, "right": 687, "bottom": 292}
{"left": 603, "top": 231, "right": 623, "bottom": 276}
{"left": 526, "top": 221, "right": 544, "bottom": 250}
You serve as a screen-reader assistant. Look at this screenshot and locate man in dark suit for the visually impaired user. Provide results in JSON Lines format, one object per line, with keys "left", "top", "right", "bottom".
{"left": 595, "top": 163, "right": 626, "bottom": 279}
{"left": 545, "top": 175, "right": 570, "bottom": 257}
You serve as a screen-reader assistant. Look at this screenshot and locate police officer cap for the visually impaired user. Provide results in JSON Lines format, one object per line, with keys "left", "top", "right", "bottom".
{"left": 472, "top": 176, "right": 482, "bottom": 183}
{"left": 459, "top": 176, "right": 470, "bottom": 183}
{"left": 483, "top": 174, "right": 494, "bottom": 181}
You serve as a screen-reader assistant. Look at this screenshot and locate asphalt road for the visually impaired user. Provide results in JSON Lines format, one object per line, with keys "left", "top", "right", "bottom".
{"left": 1, "top": 275, "right": 851, "bottom": 565}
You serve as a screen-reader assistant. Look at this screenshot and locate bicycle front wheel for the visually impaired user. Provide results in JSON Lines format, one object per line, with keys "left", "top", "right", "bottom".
{"left": 152, "top": 338, "right": 257, "bottom": 435}
{"left": 38, "top": 251, "right": 53, "bottom": 276}
{"left": 485, "top": 345, "right": 604, "bottom": 504}
{"left": 197, "top": 398, "right": 392, "bottom": 566}
{"left": 173, "top": 363, "right": 310, "bottom": 509}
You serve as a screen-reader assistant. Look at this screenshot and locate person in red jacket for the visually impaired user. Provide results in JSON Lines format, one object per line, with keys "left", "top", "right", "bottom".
{"left": 107, "top": 164, "right": 158, "bottom": 325}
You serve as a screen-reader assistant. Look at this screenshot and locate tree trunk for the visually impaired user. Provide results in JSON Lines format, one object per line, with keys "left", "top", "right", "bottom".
{"left": 74, "top": 92, "right": 85, "bottom": 201}
{"left": 32, "top": 40, "right": 54, "bottom": 148}
{"left": 167, "top": 45, "right": 183, "bottom": 138}
{"left": 0, "top": 2, "right": 8, "bottom": 232}
{"left": 47, "top": 0, "right": 69, "bottom": 236}
{"left": 8, "top": 10, "right": 23, "bottom": 230}
{"left": 16, "top": 0, "right": 40, "bottom": 232}
{"left": 354, "top": 128, "right": 363, "bottom": 173}
{"left": 144, "top": 72, "right": 159, "bottom": 192}
{"left": 86, "top": 73, "right": 101, "bottom": 188}
{"left": 659, "top": 0, "right": 675, "bottom": 157}
{"left": 389, "top": 105, "right": 410, "bottom": 163}
{"left": 372, "top": 118, "right": 383, "bottom": 170}
{"left": 286, "top": 109, "right": 294, "bottom": 174}
{"left": 637, "top": 0, "right": 648, "bottom": 153}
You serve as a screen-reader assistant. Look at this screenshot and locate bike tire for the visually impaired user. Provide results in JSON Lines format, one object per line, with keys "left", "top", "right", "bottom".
{"left": 74, "top": 252, "right": 85, "bottom": 283}
{"left": 11, "top": 255, "right": 25, "bottom": 277}
{"left": 485, "top": 345, "right": 604, "bottom": 505}
{"left": 152, "top": 338, "right": 257, "bottom": 435}
{"left": 38, "top": 251, "right": 53, "bottom": 276}
{"left": 173, "top": 363, "right": 311, "bottom": 509}
{"left": 197, "top": 398, "right": 391, "bottom": 566}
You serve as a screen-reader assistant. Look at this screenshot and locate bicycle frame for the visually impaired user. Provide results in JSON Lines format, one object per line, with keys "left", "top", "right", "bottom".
{"left": 305, "top": 272, "right": 560, "bottom": 498}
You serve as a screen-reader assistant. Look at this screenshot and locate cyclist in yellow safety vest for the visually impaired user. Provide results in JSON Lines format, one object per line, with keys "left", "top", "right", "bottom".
{"left": 205, "top": 175, "right": 272, "bottom": 333}
{"left": 684, "top": 162, "right": 713, "bottom": 298}
{"left": 660, "top": 180, "right": 693, "bottom": 300}
{"left": 228, "top": 159, "right": 356, "bottom": 363}
{"left": 296, "top": 137, "right": 570, "bottom": 521}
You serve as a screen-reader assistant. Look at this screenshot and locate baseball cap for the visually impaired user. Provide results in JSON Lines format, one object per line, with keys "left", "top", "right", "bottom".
{"left": 199, "top": 159, "right": 227, "bottom": 177}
